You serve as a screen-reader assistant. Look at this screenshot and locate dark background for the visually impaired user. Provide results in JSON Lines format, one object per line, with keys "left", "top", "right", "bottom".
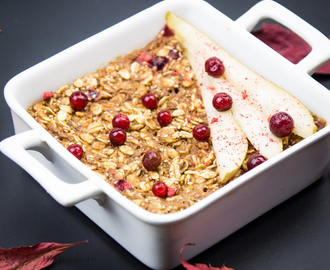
{"left": 1, "top": 0, "right": 330, "bottom": 269}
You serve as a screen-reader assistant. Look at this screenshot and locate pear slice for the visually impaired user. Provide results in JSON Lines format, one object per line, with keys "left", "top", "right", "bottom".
{"left": 167, "top": 12, "right": 283, "bottom": 159}
{"left": 185, "top": 50, "right": 248, "bottom": 183}
{"left": 166, "top": 12, "right": 316, "bottom": 138}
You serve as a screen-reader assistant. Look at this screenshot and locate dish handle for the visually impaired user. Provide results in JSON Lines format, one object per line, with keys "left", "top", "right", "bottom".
{"left": 0, "top": 130, "right": 105, "bottom": 207}
{"left": 235, "top": 0, "right": 330, "bottom": 75}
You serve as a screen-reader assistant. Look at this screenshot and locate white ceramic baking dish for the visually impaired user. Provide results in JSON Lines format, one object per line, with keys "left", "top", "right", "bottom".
{"left": 1, "top": 0, "right": 330, "bottom": 269}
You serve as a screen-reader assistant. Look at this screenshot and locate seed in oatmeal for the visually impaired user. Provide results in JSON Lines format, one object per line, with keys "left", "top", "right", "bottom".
{"left": 152, "top": 181, "right": 168, "bottom": 198}
{"left": 192, "top": 124, "right": 210, "bottom": 142}
{"left": 109, "top": 128, "right": 127, "bottom": 146}
{"left": 112, "top": 114, "right": 130, "bottom": 131}
{"left": 247, "top": 154, "right": 267, "bottom": 171}
{"left": 69, "top": 91, "right": 88, "bottom": 111}
{"left": 142, "top": 93, "right": 158, "bottom": 109}
{"left": 67, "top": 144, "right": 84, "bottom": 160}
{"left": 157, "top": 110, "right": 172, "bottom": 127}
{"left": 142, "top": 150, "right": 162, "bottom": 171}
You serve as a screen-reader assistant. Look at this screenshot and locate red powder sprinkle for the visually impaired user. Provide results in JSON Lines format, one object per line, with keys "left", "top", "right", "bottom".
{"left": 172, "top": 71, "right": 180, "bottom": 75}
{"left": 241, "top": 90, "right": 248, "bottom": 99}
{"left": 210, "top": 117, "right": 219, "bottom": 124}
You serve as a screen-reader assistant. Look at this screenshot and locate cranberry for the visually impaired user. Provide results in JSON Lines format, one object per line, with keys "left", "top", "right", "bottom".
{"left": 142, "top": 93, "right": 157, "bottom": 109}
{"left": 109, "top": 128, "right": 126, "bottom": 146}
{"left": 212, "top": 92, "right": 233, "bottom": 111}
{"left": 136, "top": 52, "right": 152, "bottom": 65}
{"left": 161, "top": 24, "right": 175, "bottom": 37}
{"left": 150, "top": 56, "right": 169, "bottom": 71}
{"left": 67, "top": 144, "right": 84, "bottom": 160}
{"left": 70, "top": 91, "right": 88, "bottom": 111}
{"left": 152, "top": 181, "right": 168, "bottom": 198}
{"left": 157, "top": 110, "right": 172, "bottom": 127}
{"left": 193, "top": 124, "right": 210, "bottom": 141}
{"left": 112, "top": 114, "right": 130, "bottom": 131}
{"left": 169, "top": 49, "right": 180, "bottom": 59}
{"left": 269, "top": 112, "right": 294, "bottom": 137}
{"left": 247, "top": 154, "right": 267, "bottom": 170}
{"left": 205, "top": 57, "right": 225, "bottom": 78}
{"left": 87, "top": 89, "right": 100, "bottom": 101}
{"left": 114, "top": 179, "right": 132, "bottom": 191}
{"left": 142, "top": 150, "right": 162, "bottom": 171}
{"left": 42, "top": 91, "right": 54, "bottom": 100}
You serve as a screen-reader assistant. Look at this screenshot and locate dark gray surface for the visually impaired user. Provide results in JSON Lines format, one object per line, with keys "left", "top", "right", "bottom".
{"left": 1, "top": 0, "right": 330, "bottom": 269}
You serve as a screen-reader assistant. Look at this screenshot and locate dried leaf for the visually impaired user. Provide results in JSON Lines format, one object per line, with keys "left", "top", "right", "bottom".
{"left": 0, "top": 240, "right": 87, "bottom": 270}
{"left": 251, "top": 23, "right": 330, "bottom": 74}
{"left": 180, "top": 243, "right": 234, "bottom": 270}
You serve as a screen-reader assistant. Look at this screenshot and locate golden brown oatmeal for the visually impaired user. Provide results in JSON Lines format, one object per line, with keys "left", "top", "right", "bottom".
{"left": 27, "top": 27, "right": 325, "bottom": 214}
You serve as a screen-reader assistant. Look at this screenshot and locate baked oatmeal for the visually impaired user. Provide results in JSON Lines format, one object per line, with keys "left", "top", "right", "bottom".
{"left": 27, "top": 25, "right": 326, "bottom": 214}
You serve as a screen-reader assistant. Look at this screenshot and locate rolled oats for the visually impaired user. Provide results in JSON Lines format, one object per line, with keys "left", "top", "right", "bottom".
{"left": 27, "top": 26, "right": 326, "bottom": 215}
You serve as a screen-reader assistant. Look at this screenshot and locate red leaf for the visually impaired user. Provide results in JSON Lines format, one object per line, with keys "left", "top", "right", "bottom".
{"left": 0, "top": 240, "right": 87, "bottom": 270}
{"left": 180, "top": 243, "right": 234, "bottom": 270}
{"left": 251, "top": 23, "right": 330, "bottom": 75}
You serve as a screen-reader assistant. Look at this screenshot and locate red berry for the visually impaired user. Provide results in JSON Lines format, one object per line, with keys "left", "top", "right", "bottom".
{"left": 112, "top": 114, "right": 130, "bottom": 131}
{"left": 142, "top": 93, "right": 157, "bottom": 109}
{"left": 136, "top": 52, "right": 152, "bottom": 65}
{"left": 169, "top": 49, "right": 180, "bottom": 59}
{"left": 205, "top": 57, "right": 225, "bottom": 78}
{"left": 193, "top": 124, "right": 210, "bottom": 141}
{"left": 151, "top": 56, "right": 169, "bottom": 71}
{"left": 67, "top": 144, "right": 84, "bottom": 160}
{"left": 161, "top": 24, "right": 175, "bottom": 37}
{"left": 70, "top": 91, "right": 88, "bottom": 111}
{"left": 247, "top": 154, "right": 267, "bottom": 170}
{"left": 109, "top": 128, "right": 126, "bottom": 146}
{"left": 157, "top": 110, "right": 172, "bottom": 127}
{"left": 212, "top": 92, "right": 233, "bottom": 111}
{"left": 114, "top": 179, "right": 132, "bottom": 191}
{"left": 269, "top": 112, "right": 294, "bottom": 137}
{"left": 152, "top": 181, "right": 168, "bottom": 198}
{"left": 142, "top": 150, "right": 162, "bottom": 171}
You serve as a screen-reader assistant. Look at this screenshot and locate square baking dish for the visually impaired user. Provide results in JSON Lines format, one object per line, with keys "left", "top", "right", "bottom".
{"left": 2, "top": 0, "right": 330, "bottom": 269}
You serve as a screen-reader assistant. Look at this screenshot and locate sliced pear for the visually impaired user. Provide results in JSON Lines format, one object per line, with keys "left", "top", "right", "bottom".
{"left": 167, "top": 12, "right": 283, "bottom": 159}
{"left": 166, "top": 11, "right": 316, "bottom": 139}
{"left": 185, "top": 50, "right": 248, "bottom": 183}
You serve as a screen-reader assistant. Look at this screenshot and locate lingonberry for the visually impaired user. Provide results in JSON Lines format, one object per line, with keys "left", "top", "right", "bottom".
{"left": 109, "top": 128, "right": 126, "bottom": 146}
{"left": 142, "top": 150, "right": 162, "bottom": 171}
{"left": 212, "top": 92, "right": 233, "bottom": 111}
{"left": 142, "top": 93, "right": 157, "bottom": 109}
{"left": 169, "top": 49, "right": 180, "bottom": 59}
{"left": 157, "top": 110, "right": 172, "bottom": 127}
{"left": 247, "top": 154, "right": 267, "bottom": 170}
{"left": 205, "top": 57, "right": 225, "bottom": 78}
{"left": 136, "top": 52, "right": 152, "bottom": 65}
{"left": 112, "top": 114, "right": 130, "bottom": 131}
{"left": 114, "top": 179, "right": 132, "bottom": 191}
{"left": 152, "top": 181, "right": 168, "bottom": 198}
{"left": 67, "top": 144, "right": 84, "bottom": 160}
{"left": 161, "top": 24, "right": 175, "bottom": 37}
{"left": 193, "top": 124, "right": 211, "bottom": 141}
{"left": 151, "top": 56, "right": 169, "bottom": 71}
{"left": 269, "top": 112, "right": 294, "bottom": 137}
{"left": 70, "top": 91, "right": 88, "bottom": 111}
